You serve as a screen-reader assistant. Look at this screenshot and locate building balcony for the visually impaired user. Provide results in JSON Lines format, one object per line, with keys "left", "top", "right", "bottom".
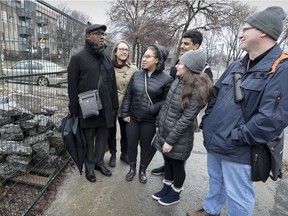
{"left": 19, "top": 26, "right": 33, "bottom": 37}
{"left": 37, "top": 16, "right": 48, "bottom": 26}
{"left": 17, "top": 8, "right": 34, "bottom": 20}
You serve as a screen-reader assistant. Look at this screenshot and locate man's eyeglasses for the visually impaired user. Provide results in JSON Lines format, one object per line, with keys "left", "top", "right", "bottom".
{"left": 142, "top": 54, "right": 156, "bottom": 59}
{"left": 241, "top": 27, "right": 254, "bottom": 33}
{"left": 118, "top": 48, "right": 129, "bottom": 52}
{"left": 90, "top": 32, "right": 107, "bottom": 37}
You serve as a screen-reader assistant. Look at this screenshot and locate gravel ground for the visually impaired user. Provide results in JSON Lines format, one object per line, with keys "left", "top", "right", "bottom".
{"left": 0, "top": 160, "right": 74, "bottom": 216}
{"left": 27, "top": 161, "right": 75, "bottom": 216}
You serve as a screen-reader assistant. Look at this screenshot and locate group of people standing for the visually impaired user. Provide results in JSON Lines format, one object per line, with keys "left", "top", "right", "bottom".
{"left": 67, "top": 6, "right": 288, "bottom": 216}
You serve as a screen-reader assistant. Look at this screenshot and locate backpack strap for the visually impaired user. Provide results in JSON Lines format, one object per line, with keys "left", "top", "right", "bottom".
{"left": 268, "top": 52, "right": 288, "bottom": 74}
{"left": 238, "top": 53, "right": 288, "bottom": 121}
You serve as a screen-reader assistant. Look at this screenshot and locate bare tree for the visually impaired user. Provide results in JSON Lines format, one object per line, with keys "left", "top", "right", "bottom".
{"left": 108, "top": 0, "right": 179, "bottom": 66}
{"left": 108, "top": 0, "right": 270, "bottom": 72}
{"left": 279, "top": 16, "right": 288, "bottom": 50}
{"left": 170, "top": 0, "right": 233, "bottom": 63}
{"left": 212, "top": 2, "right": 256, "bottom": 67}
{"left": 54, "top": 4, "right": 88, "bottom": 65}
{"left": 108, "top": 0, "right": 239, "bottom": 67}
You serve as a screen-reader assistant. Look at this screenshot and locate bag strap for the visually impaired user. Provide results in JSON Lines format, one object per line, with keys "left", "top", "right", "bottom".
{"left": 84, "top": 49, "right": 103, "bottom": 90}
{"left": 97, "top": 72, "right": 102, "bottom": 90}
{"left": 268, "top": 52, "right": 288, "bottom": 74}
{"left": 236, "top": 52, "right": 288, "bottom": 122}
{"left": 144, "top": 74, "right": 153, "bottom": 104}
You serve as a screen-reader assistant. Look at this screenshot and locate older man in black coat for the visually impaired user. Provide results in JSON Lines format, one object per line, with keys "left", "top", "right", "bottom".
{"left": 67, "top": 23, "right": 118, "bottom": 182}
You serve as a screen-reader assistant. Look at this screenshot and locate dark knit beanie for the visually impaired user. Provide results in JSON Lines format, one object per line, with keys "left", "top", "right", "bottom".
{"left": 180, "top": 49, "right": 207, "bottom": 73}
{"left": 85, "top": 24, "right": 107, "bottom": 35}
{"left": 245, "top": 6, "right": 286, "bottom": 40}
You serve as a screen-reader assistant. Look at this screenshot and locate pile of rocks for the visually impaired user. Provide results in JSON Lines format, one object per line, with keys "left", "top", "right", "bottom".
{"left": 0, "top": 93, "right": 67, "bottom": 180}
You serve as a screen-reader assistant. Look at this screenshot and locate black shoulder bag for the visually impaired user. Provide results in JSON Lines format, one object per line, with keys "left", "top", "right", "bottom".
{"left": 233, "top": 73, "right": 283, "bottom": 182}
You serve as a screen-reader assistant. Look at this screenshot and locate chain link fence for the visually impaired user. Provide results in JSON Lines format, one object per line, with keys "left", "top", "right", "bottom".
{"left": 0, "top": 0, "right": 87, "bottom": 215}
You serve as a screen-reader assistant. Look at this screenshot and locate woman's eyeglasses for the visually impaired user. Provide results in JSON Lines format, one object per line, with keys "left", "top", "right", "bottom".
{"left": 142, "top": 54, "right": 156, "bottom": 59}
{"left": 118, "top": 48, "right": 129, "bottom": 52}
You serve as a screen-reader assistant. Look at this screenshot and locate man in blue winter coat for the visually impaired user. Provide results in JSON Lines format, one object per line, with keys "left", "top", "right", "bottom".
{"left": 187, "top": 6, "right": 288, "bottom": 216}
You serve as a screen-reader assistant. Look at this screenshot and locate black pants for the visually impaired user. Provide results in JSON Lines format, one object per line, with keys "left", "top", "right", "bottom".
{"left": 126, "top": 118, "right": 156, "bottom": 166}
{"left": 163, "top": 155, "right": 186, "bottom": 188}
{"left": 107, "top": 117, "right": 127, "bottom": 154}
{"left": 82, "top": 126, "right": 108, "bottom": 171}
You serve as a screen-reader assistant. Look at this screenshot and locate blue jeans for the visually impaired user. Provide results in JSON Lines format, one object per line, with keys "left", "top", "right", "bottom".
{"left": 204, "top": 153, "right": 255, "bottom": 216}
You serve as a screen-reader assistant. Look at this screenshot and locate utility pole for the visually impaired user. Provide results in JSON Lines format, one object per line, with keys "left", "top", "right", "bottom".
{"left": 40, "top": 38, "right": 45, "bottom": 60}
{"left": 0, "top": 31, "right": 4, "bottom": 86}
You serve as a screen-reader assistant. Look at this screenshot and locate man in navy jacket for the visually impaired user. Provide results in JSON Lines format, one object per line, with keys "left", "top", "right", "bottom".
{"left": 187, "top": 6, "right": 288, "bottom": 216}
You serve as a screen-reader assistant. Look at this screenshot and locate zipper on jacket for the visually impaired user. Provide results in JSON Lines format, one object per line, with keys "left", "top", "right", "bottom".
{"left": 272, "top": 91, "right": 281, "bottom": 116}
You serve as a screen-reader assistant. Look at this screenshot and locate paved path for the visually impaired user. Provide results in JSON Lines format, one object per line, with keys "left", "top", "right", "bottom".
{"left": 44, "top": 129, "right": 288, "bottom": 216}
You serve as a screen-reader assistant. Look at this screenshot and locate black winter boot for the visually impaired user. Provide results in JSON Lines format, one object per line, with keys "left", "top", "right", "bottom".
{"left": 126, "top": 162, "right": 136, "bottom": 181}
{"left": 139, "top": 164, "right": 147, "bottom": 184}
{"left": 152, "top": 179, "right": 173, "bottom": 200}
{"left": 109, "top": 153, "right": 116, "bottom": 167}
{"left": 158, "top": 184, "right": 183, "bottom": 206}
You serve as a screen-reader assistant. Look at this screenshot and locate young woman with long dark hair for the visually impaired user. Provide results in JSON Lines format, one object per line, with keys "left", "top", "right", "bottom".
{"left": 151, "top": 49, "right": 213, "bottom": 205}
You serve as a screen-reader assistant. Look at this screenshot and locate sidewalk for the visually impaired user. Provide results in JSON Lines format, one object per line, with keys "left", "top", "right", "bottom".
{"left": 44, "top": 130, "right": 288, "bottom": 216}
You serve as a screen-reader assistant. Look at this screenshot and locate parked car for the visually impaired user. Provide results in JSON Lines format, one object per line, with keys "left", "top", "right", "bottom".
{"left": 3, "top": 59, "right": 67, "bottom": 86}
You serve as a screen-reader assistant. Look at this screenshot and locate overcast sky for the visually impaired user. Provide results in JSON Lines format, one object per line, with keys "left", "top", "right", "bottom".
{"left": 46, "top": 0, "right": 288, "bottom": 25}
{"left": 46, "top": 0, "right": 113, "bottom": 24}
{"left": 239, "top": 0, "right": 288, "bottom": 10}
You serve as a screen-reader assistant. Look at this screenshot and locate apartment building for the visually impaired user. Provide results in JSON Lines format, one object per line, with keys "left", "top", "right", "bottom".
{"left": 0, "top": 0, "right": 85, "bottom": 65}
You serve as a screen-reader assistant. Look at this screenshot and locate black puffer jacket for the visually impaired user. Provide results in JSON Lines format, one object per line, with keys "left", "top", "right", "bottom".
{"left": 152, "top": 78, "right": 202, "bottom": 161}
{"left": 121, "top": 45, "right": 173, "bottom": 122}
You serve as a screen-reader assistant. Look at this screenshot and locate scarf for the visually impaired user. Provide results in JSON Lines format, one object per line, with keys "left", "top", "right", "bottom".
{"left": 114, "top": 60, "right": 127, "bottom": 69}
{"left": 85, "top": 39, "right": 110, "bottom": 72}
{"left": 85, "top": 39, "right": 106, "bottom": 57}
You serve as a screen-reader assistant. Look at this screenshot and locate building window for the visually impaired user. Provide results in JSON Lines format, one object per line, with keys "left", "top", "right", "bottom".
{"left": 0, "top": 11, "right": 7, "bottom": 22}
{"left": 9, "top": 16, "right": 14, "bottom": 24}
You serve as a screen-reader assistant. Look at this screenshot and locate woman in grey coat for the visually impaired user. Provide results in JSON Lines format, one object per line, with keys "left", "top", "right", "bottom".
{"left": 151, "top": 49, "right": 212, "bottom": 206}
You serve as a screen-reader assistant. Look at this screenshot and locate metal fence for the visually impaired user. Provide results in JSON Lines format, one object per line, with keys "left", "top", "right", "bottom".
{"left": 0, "top": 0, "right": 87, "bottom": 215}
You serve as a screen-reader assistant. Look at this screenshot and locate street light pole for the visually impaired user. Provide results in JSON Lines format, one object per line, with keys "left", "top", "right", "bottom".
{"left": 40, "top": 38, "right": 45, "bottom": 60}
{"left": 0, "top": 31, "right": 4, "bottom": 86}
